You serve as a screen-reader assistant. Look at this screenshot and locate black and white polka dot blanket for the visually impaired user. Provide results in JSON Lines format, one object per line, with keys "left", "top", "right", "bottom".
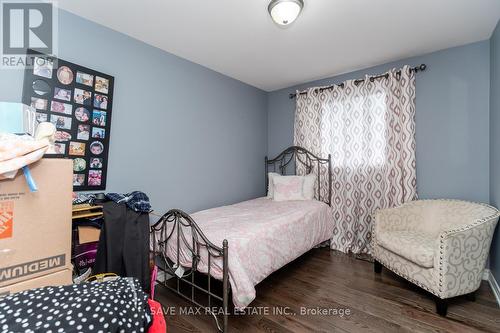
{"left": 0, "top": 277, "right": 152, "bottom": 332}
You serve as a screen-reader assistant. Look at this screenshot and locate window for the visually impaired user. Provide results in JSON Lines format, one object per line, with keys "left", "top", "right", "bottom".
{"left": 324, "top": 91, "right": 387, "bottom": 168}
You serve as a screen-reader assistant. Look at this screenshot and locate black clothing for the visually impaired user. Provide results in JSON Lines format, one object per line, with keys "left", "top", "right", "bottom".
{"left": 94, "top": 201, "right": 150, "bottom": 292}
{"left": 0, "top": 277, "right": 152, "bottom": 332}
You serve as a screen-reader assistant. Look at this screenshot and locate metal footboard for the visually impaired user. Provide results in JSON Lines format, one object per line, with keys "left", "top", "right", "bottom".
{"left": 151, "top": 209, "right": 229, "bottom": 332}
{"left": 149, "top": 145, "right": 332, "bottom": 332}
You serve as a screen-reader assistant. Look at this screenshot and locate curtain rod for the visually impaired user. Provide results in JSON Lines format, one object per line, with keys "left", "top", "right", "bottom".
{"left": 289, "top": 64, "right": 427, "bottom": 99}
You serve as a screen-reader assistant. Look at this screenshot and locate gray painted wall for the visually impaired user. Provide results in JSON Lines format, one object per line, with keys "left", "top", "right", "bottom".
{"left": 267, "top": 41, "right": 491, "bottom": 203}
{"left": 0, "top": 9, "right": 268, "bottom": 214}
{"left": 489, "top": 21, "right": 500, "bottom": 283}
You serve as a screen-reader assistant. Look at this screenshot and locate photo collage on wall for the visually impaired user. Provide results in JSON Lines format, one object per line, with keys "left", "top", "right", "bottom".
{"left": 22, "top": 50, "right": 114, "bottom": 191}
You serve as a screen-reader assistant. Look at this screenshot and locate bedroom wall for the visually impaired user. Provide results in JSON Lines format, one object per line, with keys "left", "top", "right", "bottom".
{"left": 489, "top": 20, "right": 500, "bottom": 285}
{"left": 0, "top": 9, "right": 268, "bottom": 214}
{"left": 267, "top": 41, "right": 491, "bottom": 203}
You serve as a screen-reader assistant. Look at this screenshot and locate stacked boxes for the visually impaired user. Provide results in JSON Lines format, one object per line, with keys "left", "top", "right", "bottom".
{"left": 71, "top": 204, "right": 103, "bottom": 273}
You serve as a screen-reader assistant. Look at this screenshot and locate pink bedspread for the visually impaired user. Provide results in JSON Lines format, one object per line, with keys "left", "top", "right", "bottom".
{"left": 161, "top": 197, "right": 333, "bottom": 308}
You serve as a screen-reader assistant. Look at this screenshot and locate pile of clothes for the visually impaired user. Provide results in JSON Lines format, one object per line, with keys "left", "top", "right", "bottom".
{"left": 73, "top": 191, "right": 152, "bottom": 292}
{"left": 0, "top": 277, "right": 166, "bottom": 333}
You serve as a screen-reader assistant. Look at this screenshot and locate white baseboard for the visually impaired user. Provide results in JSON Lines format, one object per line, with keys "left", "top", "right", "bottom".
{"left": 483, "top": 269, "right": 490, "bottom": 281}
{"left": 486, "top": 270, "right": 500, "bottom": 307}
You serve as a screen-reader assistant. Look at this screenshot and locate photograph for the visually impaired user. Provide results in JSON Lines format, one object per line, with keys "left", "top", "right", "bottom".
{"left": 31, "top": 97, "right": 47, "bottom": 110}
{"left": 50, "top": 101, "right": 72, "bottom": 115}
{"left": 54, "top": 131, "right": 72, "bottom": 142}
{"left": 54, "top": 143, "right": 66, "bottom": 154}
{"left": 90, "top": 141, "right": 104, "bottom": 155}
{"left": 76, "top": 71, "right": 94, "bottom": 86}
{"left": 69, "top": 141, "right": 86, "bottom": 156}
{"left": 77, "top": 124, "right": 90, "bottom": 141}
{"left": 93, "top": 94, "right": 108, "bottom": 110}
{"left": 50, "top": 114, "right": 72, "bottom": 130}
{"left": 73, "top": 174, "right": 85, "bottom": 186}
{"left": 33, "top": 57, "right": 53, "bottom": 79}
{"left": 73, "top": 158, "right": 87, "bottom": 172}
{"left": 74, "top": 88, "right": 92, "bottom": 106}
{"left": 90, "top": 158, "right": 103, "bottom": 169}
{"left": 95, "top": 76, "right": 109, "bottom": 94}
{"left": 46, "top": 142, "right": 66, "bottom": 155}
{"left": 32, "top": 79, "right": 50, "bottom": 96}
{"left": 75, "top": 107, "right": 90, "bottom": 122}
{"left": 57, "top": 66, "right": 74, "bottom": 85}
{"left": 88, "top": 170, "right": 102, "bottom": 186}
{"left": 36, "top": 112, "right": 47, "bottom": 123}
{"left": 92, "top": 110, "right": 106, "bottom": 126}
{"left": 91, "top": 127, "right": 105, "bottom": 139}
{"left": 54, "top": 87, "right": 71, "bottom": 101}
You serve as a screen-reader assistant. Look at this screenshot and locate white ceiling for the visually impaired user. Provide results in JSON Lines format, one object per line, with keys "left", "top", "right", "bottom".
{"left": 57, "top": 0, "right": 500, "bottom": 91}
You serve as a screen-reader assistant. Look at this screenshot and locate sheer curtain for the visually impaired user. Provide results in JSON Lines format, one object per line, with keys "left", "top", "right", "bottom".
{"left": 294, "top": 65, "right": 417, "bottom": 254}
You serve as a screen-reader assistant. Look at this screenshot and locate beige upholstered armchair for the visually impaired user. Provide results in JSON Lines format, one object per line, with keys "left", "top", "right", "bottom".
{"left": 371, "top": 199, "right": 499, "bottom": 316}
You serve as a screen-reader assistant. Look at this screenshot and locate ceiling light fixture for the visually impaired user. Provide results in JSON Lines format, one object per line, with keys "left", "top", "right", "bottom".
{"left": 268, "top": 0, "right": 304, "bottom": 27}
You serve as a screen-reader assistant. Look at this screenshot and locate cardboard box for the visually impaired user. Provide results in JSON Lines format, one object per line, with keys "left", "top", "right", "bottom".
{"left": 78, "top": 226, "right": 101, "bottom": 244}
{"left": 0, "top": 159, "right": 73, "bottom": 287}
{"left": 0, "top": 269, "right": 72, "bottom": 298}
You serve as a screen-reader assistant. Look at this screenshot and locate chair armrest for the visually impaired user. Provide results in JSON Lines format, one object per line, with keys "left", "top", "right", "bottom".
{"left": 436, "top": 216, "right": 499, "bottom": 298}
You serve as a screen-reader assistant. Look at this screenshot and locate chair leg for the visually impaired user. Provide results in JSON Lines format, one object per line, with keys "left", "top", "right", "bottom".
{"left": 435, "top": 297, "right": 448, "bottom": 316}
{"left": 374, "top": 260, "right": 382, "bottom": 273}
{"left": 465, "top": 292, "right": 476, "bottom": 302}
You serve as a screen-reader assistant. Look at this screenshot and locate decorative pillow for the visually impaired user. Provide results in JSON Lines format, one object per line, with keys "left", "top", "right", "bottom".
{"left": 273, "top": 176, "right": 305, "bottom": 201}
{"left": 302, "top": 174, "right": 316, "bottom": 200}
{"left": 267, "top": 172, "right": 280, "bottom": 198}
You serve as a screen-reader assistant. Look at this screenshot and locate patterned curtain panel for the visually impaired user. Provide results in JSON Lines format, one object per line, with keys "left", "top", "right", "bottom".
{"left": 294, "top": 65, "right": 417, "bottom": 254}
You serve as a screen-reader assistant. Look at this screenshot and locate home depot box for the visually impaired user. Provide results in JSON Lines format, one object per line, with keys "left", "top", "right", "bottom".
{"left": 0, "top": 159, "right": 73, "bottom": 287}
{"left": 0, "top": 268, "right": 72, "bottom": 298}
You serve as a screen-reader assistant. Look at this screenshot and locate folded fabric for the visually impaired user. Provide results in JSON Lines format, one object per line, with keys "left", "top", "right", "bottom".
{"left": 0, "top": 133, "right": 49, "bottom": 180}
{"left": 73, "top": 193, "right": 97, "bottom": 205}
{"left": 73, "top": 192, "right": 152, "bottom": 213}
{"left": 105, "top": 191, "right": 152, "bottom": 213}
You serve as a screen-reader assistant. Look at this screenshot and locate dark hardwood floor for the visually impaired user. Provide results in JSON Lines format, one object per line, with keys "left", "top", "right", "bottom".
{"left": 155, "top": 248, "right": 500, "bottom": 332}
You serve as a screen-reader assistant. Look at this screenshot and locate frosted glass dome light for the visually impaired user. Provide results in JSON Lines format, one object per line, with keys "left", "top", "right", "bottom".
{"left": 268, "top": 0, "right": 304, "bottom": 26}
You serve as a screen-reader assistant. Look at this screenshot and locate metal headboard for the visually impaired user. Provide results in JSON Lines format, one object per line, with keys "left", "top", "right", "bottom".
{"left": 265, "top": 146, "right": 332, "bottom": 206}
{"left": 149, "top": 145, "right": 331, "bottom": 333}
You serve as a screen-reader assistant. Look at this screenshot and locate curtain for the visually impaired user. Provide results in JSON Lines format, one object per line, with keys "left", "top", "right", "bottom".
{"left": 294, "top": 65, "right": 417, "bottom": 254}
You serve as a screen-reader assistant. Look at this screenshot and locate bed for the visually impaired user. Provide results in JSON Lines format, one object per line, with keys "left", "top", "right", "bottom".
{"left": 151, "top": 146, "right": 332, "bottom": 332}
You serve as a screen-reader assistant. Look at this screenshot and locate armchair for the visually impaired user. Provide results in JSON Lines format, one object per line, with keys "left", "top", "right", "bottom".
{"left": 371, "top": 199, "right": 499, "bottom": 316}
